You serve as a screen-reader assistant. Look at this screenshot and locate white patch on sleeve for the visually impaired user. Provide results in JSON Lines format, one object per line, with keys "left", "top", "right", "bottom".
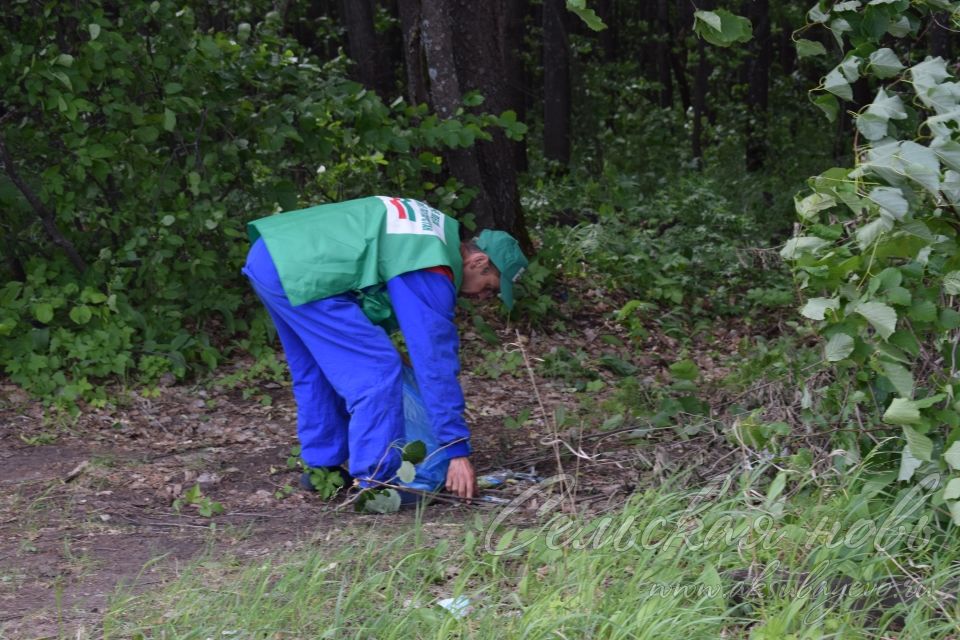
{"left": 378, "top": 196, "right": 447, "bottom": 244}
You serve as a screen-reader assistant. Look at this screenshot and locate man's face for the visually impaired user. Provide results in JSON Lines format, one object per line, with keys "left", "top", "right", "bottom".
{"left": 461, "top": 253, "right": 501, "bottom": 301}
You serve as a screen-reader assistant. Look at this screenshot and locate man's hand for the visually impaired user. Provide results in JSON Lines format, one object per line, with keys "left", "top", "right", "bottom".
{"left": 446, "top": 456, "right": 477, "bottom": 501}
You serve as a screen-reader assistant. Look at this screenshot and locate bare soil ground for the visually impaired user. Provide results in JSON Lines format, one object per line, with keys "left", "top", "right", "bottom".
{"left": 0, "top": 305, "right": 743, "bottom": 638}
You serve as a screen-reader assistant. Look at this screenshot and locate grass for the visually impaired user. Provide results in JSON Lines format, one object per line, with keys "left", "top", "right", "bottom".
{"left": 103, "top": 464, "right": 960, "bottom": 639}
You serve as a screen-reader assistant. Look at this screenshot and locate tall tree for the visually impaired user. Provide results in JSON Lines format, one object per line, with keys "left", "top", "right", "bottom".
{"left": 655, "top": 0, "right": 673, "bottom": 108}
{"left": 671, "top": 0, "right": 693, "bottom": 114}
{"left": 595, "top": 0, "right": 618, "bottom": 61}
{"left": 499, "top": 0, "right": 529, "bottom": 171}
{"left": 691, "top": 0, "right": 713, "bottom": 164}
{"left": 418, "top": 0, "right": 489, "bottom": 225}
{"left": 744, "top": 0, "right": 771, "bottom": 172}
{"left": 410, "top": 1, "right": 530, "bottom": 246}
{"left": 542, "top": 0, "right": 571, "bottom": 165}
{"left": 397, "top": 0, "right": 429, "bottom": 105}
{"left": 449, "top": 0, "right": 530, "bottom": 244}
{"left": 340, "top": 0, "right": 394, "bottom": 98}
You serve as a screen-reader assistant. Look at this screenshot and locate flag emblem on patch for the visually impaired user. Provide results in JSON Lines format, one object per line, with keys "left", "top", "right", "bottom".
{"left": 377, "top": 196, "right": 447, "bottom": 243}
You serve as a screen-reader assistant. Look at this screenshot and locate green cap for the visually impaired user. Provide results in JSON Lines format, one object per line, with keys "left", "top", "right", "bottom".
{"left": 475, "top": 229, "right": 528, "bottom": 310}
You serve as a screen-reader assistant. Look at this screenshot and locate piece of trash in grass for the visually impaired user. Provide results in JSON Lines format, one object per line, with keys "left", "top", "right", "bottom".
{"left": 479, "top": 495, "right": 510, "bottom": 504}
{"left": 437, "top": 596, "right": 472, "bottom": 617}
{"left": 477, "top": 469, "right": 543, "bottom": 489}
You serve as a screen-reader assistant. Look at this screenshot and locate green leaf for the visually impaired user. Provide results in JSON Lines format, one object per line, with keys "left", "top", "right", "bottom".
{"left": 801, "top": 297, "right": 839, "bottom": 320}
{"left": 944, "top": 271, "right": 960, "bottom": 295}
{"left": 833, "top": 1, "right": 861, "bottom": 11}
{"left": 51, "top": 70, "right": 72, "bottom": 91}
{"left": 914, "top": 394, "right": 944, "bottom": 409}
{"left": 855, "top": 301, "right": 897, "bottom": 339}
{"left": 839, "top": 56, "right": 861, "bottom": 82}
{"left": 944, "top": 441, "right": 960, "bottom": 470}
{"left": 69, "top": 305, "right": 93, "bottom": 325}
{"left": 89, "top": 23, "right": 101, "bottom": 40}
{"left": 397, "top": 461, "right": 416, "bottom": 484}
{"left": 693, "top": 9, "right": 753, "bottom": 47}
{"left": 950, "top": 501, "right": 960, "bottom": 526}
{"left": 898, "top": 445, "right": 922, "bottom": 482}
{"left": 885, "top": 286, "right": 912, "bottom": 306}
{"left": 462, "top": 91, "right": 484, "bottom": 107}
{"left": 824, "top": 68, "right": 852, "bottom": 101}
{"left": 134, "top": 126, "right": 159, "bottom": 143}
{"left": 566, "top": 0, "right": 607, "bottom": 31}
{"left": 796, "top": 39, "right": 827, "bottom": 58}
{"left": 600, "top": 354, "right": 637, "bottom": 376}
{"left": 163, "top": 108, "right": 176, "bottom": 132}
{"left": 780, "top": 236, "right": 830, "bottom": 260}
{"left": 160, "top": 214, "right": 175, "bottom": 226}
{"left": 867, "top": 186, "right": 908, "bottom": 219}
{"left": 33, "top": 303, "right": 54, "bottom": 324}
{"left": 402, "top": 440, "right": 427, "bottom": 464}
{"left": 931, "top": 137, "right": 960, "bottom": 173}
{"left": 856, "top": 112, "right": 889, "bottom": 141}
{"left": 909, "top": 300, "right": 937, "bottom": 323}
{"left": 669, "top": 359, "right": 699, "bottom": 381}
{"left": 813, "top": 93, "right": 839, "bottom": 122}
{"left": 911, "top": 57, "right": 950, "bottom": 98}
{"left": 887, "top": 15, "right": 911, "bottom": 37}
{"left": 696, "top": 9, "right": 721, "bottom": 30}
{"left": 765, "top": 472, "right": 787, "bottom": 506}
{"left": 904, "top": 425, "right": 933, "bottom": 461}
{"left": 944, "top": 477, "right": 960, "bottom": 499}
{"left": 884, "top": 398, "right": 920, "bottom": 425}
{"left": 362, "top": 488, "right": 402, "bottom": 514}
{"left": 825, "top": 333, "right": 854, "bottom": 362}
{"left": 881, "top": 361, "right": 914, "bottom": 398}
{"left": 856, "top": 215, "right": 893, "bottom": 249}
{"left": 868, "top": 88, "right": 907, "bottom": 120}
{"left": 856, "top": 89, "right": 908, "bottom": 142}
{"left": 87, "top": 144, "right": 114, "bottom": 159}
{"left": 868, "top": 48, "right": 904, "bottom": 79}
{"left": 795, "top": 192, "right": 836, "bottom": 220}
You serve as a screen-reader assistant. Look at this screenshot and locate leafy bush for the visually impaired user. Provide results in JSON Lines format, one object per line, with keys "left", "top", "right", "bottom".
{"left": 0, "top": 1, "right": 517, "bottom": 406}
{"left": 783, "top": 0, "right": 960, "bottom": 523}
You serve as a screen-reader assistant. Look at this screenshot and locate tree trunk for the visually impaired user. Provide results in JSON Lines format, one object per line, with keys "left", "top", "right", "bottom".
{"left": 543, "top": 0, "right": 570, "bottom": 166}
{"left": 596, "top": 0, "right": 617, "bottom": 61}
{"left": 397, "top": 0, "right": 429, "bottom": 105}
{"left": 928, "top": 11, "right": 952, "bottom": 59}
{"left": 671, "top": 0, "right": 693, "bottom": 114}
{"left": 499, "top": 0, "right": 529, "bottom": 172}
{"left": 744, "top": 0, "right": 770, "bottom": 172}
{"left": 0, "top": 132, "right": 87, "bottom": 272}
{"left": 1, "top": 234, "right": 26, "bottom": 282}
{"left": 340, "top": 0, "right": 394, "bottom": 99}
{"left": 449, "top": 0, "right": 530, "bottom": 245}
{"left": 655, "top": 0, "right": 673, "bottom": 108}
{"left": 777, "top": 18, "right": 796, "bottom": 76}
{"left": 420, "top": 0, "right": 490, "bottom": 233}
{"left": 692, "top": 33, "right": 709, "bottom": 165}
{"left": 542, "top": 0, "right": 571, "bottom": 166}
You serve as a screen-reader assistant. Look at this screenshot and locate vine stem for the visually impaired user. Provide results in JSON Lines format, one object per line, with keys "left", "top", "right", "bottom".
{"left": 510, "top": 329, "right": 577, "bottom": 513}
{"left": 0, "top": 129, "right": 87, "bottom": 272}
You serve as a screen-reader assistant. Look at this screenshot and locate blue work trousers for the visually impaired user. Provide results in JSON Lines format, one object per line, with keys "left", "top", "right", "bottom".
{"left": 242, "top": 239, "right": 402, "bottom": 484}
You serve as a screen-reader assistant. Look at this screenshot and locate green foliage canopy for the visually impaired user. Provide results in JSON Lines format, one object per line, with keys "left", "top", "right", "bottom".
{"left": 0, "top": 1, "right": 514, "bottom": 405}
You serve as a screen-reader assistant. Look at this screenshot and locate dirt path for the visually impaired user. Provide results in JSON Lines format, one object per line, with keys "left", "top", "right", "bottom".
{"left": 0, "top": 310, "right": 737, "bottom": 637}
